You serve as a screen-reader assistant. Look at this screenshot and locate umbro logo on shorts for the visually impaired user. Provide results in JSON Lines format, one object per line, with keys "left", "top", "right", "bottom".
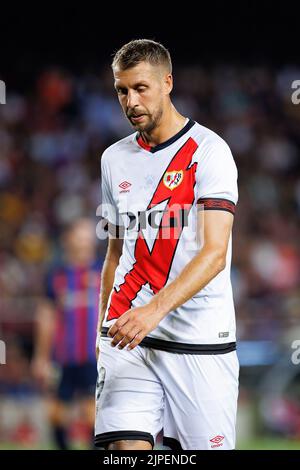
{"left": 209, "top": 435, "right": 224, "bottom": 448}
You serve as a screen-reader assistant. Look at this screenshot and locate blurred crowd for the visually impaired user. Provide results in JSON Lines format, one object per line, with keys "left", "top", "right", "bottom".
{"left": 0, "top": 64, "right": 300, "bottom": 445}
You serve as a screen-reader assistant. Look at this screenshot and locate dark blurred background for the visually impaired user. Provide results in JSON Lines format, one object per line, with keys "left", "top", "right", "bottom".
{"left": 0, "top": 5, "right": 300, "bottom": 449}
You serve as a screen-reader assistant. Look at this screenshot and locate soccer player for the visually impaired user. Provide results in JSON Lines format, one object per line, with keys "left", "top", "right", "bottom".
{"left": 32, "top": 218, "right": 102, "bottom": 449}
{"left": 95, "top": 39, "right": 239, "bottom": 450}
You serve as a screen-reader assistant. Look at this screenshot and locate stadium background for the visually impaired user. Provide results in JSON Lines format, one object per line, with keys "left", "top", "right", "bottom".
{"left": 0, "top": 6, "right": 300, "bottom": 449}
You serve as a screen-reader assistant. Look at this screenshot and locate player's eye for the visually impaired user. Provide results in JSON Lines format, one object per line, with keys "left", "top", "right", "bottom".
{"left": 117, "top": 88, "right": 127, "bottom": 95}
{"left": 136, "top": 86, "right": 146, "bottom": 93}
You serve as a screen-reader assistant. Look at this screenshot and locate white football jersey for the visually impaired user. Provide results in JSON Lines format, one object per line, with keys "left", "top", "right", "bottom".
{"left": 100, "top": 119, "right": 238, "bottom": 354}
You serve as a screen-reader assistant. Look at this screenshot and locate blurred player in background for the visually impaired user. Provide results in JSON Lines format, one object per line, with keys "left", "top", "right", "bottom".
{"left": 95, "top": 39, "right": 239, "bottom": 450}
{"left": 32, "top": 218, "right": 101, "bottom": 449}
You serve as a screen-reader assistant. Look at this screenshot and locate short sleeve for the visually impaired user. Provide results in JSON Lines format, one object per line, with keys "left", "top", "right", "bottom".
{"left": 100, "top": 152, "right": 120, "bottom": 226}
{"left": 196, "top": 139, "right": 238, "bottom": 210}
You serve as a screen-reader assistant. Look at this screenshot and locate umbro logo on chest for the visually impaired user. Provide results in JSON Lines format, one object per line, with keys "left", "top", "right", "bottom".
{"left": 118, "top": 170, "right": 184, "bottom": 194}
{"left": 119, "top": 181, "right": 132, "bottom": 193}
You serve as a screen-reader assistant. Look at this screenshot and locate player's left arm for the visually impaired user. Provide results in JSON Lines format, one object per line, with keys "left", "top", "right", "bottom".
{"left": 108, "top": 208, "right": 234, "bottom": 350}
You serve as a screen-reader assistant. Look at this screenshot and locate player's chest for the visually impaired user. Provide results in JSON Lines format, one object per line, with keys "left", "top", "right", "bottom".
{"left": 111, "top": 155, "right": 199, "bottom": 221}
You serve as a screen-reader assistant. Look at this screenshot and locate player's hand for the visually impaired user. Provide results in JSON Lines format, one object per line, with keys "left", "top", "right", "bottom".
{"left": 107, "top": 304, "right": 164, "bottom": 351}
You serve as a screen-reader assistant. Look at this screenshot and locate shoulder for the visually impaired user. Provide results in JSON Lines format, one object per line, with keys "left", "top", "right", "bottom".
{"left": 191, "top": 121, "right": 232, "bottom": 156}
{"left": 101, "top": 133, "right": 137, "bottom": 166}
{"left": 190, "top": 121, "right": 237, "bottom": 175}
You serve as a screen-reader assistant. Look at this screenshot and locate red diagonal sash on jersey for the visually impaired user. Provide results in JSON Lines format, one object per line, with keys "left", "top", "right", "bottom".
{"left": 107, "top": 137, "right": 198, "bottom": 320}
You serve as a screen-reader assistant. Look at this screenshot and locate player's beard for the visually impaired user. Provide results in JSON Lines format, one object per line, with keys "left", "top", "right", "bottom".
{"left": 128, "top": 105, "right": 163, "bottom": 134}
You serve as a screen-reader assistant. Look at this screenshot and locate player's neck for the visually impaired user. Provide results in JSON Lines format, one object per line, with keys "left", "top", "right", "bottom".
{"left": 140, "top": 106, "right": 187, "bottom": 147}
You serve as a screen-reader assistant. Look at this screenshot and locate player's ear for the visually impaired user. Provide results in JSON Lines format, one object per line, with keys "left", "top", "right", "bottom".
{"left": 163, "top": 73, "right": 173, "bottom": 95}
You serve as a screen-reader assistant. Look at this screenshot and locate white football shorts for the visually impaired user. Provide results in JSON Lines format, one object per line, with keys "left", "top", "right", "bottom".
{"left": 94, "top": 336, "right": 239, "bottom": 450}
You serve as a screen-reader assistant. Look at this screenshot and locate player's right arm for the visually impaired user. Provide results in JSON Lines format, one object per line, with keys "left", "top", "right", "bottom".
{"left": 96, "top": 149, "right": 124, "bottom": 359}
{"left": 96, "top": 231, "right": 123, "bottom": 359}
{"left": 97, "top": 233, "right": 123, "bottom": 334}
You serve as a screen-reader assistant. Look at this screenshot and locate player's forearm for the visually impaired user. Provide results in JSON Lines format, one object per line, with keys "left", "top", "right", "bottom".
{"left": 148, "top": 246, "right": 226, "bottom": 319}
{"left": 97, "top": 253, "right": 120, "bottom": 333}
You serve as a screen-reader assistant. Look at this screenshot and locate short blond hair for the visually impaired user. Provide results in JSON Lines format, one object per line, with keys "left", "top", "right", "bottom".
{"left": 112, "top": 39, "right": 172, "bottom": 73}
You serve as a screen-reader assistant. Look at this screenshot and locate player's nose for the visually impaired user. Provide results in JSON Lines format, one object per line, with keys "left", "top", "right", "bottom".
{"left": 126, "top": 90, "right": 139, "bottom": 109}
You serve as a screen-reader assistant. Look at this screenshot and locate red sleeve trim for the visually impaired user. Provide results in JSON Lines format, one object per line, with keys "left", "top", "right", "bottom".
{"left": 197, "top": 198, "right": 236, "bottom": 215}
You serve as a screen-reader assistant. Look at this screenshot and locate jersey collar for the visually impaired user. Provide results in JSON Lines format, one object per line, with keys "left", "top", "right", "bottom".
{"left": 136, "top": 119, "right": 195, "bottom": 153}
